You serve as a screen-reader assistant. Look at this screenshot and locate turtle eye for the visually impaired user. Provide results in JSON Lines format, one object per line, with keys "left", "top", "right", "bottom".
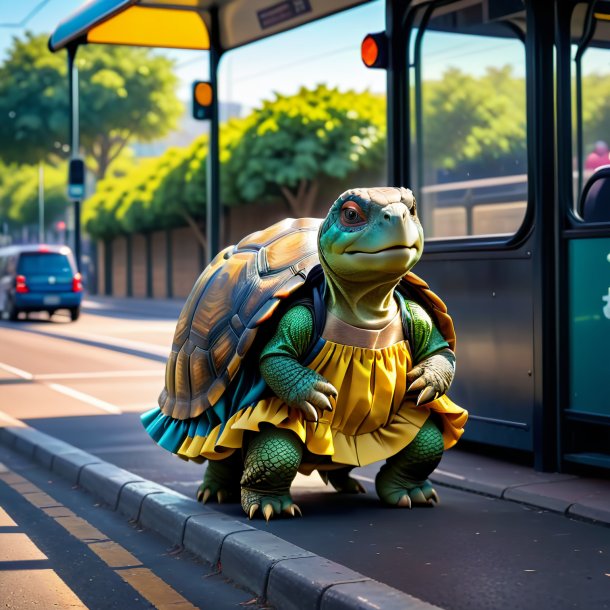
{"left": 340, "top": 202, "right": 367, "bottom": 227}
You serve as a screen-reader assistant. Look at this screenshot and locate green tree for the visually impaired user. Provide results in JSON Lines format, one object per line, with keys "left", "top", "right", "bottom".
{"left": 581, "top": 72, "right": 610, "bottom": 153}
{"left": 0, "top": 162, "right": 70, "bottom": 229}
{"left": 0, "top": 32, "right": 183, "bottom": 180}
{"left": 422, "top": 66, "right": 526, "bottom": 173}
{"left": 223, "top": 85, "right": 386, "bottom": 215}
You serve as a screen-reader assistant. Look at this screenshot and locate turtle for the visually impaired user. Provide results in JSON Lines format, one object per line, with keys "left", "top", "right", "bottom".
{"left": 142, "top": 186, "right": 468, "bottom": 520}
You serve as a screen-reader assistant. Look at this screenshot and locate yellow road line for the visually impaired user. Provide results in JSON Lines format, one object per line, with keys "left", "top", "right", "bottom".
{"left": 0, "top": 466, "right": 197, "bottom": 609}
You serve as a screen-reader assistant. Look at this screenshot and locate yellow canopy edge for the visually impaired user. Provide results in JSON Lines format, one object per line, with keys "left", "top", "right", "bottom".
{"left": 87, "top": 5, "right": 210, "bottom": 50}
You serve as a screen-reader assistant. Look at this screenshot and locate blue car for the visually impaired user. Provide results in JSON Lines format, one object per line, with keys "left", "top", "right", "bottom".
{"left": 0, "top": 245, "right": 83, "bottom": 322}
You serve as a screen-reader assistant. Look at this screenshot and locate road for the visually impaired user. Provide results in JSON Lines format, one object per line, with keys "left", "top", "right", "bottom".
{"left": 1, "top": 298, "right": 609, "bottom": 610}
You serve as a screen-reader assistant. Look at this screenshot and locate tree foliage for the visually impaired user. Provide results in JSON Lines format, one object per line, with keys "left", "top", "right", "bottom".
{"left": 422, "top": 66, "right": 527, "bottom": 176}
{"left": 223, "top": 85, "right": 386, "bottom": 215}
{"left": 581, "top": 72, "right": 610, "bottom": 153}
{"left": 0, "top": 162, "right": 70, "bottom": 229}
{"left": 82, "top": 70, "right": 531, "bottom": 240}
{"left": 0, "top": 32, "right": 183, "bottom": 180}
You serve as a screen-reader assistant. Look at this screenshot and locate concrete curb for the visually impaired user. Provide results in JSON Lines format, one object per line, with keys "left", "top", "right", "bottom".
{"left": 0, "top": 423, "right": 442, "bottom": 610}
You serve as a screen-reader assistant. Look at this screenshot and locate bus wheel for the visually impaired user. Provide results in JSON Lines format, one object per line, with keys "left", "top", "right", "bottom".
{"left": 70, "top": 307, "right": 80, "bottom": 322}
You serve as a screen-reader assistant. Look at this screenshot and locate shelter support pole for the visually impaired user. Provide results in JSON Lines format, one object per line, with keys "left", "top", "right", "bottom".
{"left": 206, "top": 6, "right": 222, "bottom": 264}
{"left": 68, "top": 45, "right": 81, "bottom": 272}
{"left": 526, "top": 0, "right": 558, "bottom": 471}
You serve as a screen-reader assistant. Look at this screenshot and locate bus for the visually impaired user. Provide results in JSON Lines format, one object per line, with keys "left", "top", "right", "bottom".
{"left": 49, "top": 0, "right": 610, "bottom": 473}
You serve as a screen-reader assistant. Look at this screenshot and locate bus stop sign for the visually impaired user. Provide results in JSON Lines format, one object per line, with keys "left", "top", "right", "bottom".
{"left": 68, "top": 158, "right": 86, "bottom": 201}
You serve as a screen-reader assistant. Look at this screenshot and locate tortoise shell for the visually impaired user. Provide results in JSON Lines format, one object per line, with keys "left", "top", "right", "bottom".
{"left": 158, "top": 217, "right": 322, "bottom": 420}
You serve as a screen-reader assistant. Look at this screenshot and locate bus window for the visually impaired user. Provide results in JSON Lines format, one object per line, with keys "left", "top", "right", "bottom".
{"left": 218, "top": 0, "right": 387, "bottom": 233}
{"left": 571, "top": 4, "right": 610, "bottom": 219}
{"left": 410, "top": 4, "right": 527, "bottom": 240}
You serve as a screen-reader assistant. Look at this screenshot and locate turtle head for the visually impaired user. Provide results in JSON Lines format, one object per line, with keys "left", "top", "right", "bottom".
{"left": 318, "top": 187, "right": 423, "bottom": 286}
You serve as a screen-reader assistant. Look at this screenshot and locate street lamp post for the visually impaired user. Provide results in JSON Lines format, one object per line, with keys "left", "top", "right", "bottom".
{"left": 67, "top": 45, "right": 82, "bottom": 271}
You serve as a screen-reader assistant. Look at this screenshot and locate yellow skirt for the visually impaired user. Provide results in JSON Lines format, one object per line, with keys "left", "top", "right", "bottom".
{"left": 177, "top": 339, "right": 468, "bottom": 467}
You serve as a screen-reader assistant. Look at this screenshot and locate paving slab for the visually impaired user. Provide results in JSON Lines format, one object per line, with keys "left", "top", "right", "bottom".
{"left": 139, "top": 491, "right": 212, "bottom": 544}
{"left": 79, "top": 462, "right": 145, "bottom": 510}
{"left": 320, "top": 580, "right": 442, "bottom": 610}
{"left": 501, "top": 477, "right": 610, "bottom": 522}
{"left": 220, "top": 529, "right": 316, "bottom": 597}
{"left": 52, "top": 450, "right": 103, "bottom": 485}
{"left": 183, "top": 512, "right": 255, "bottom": 566}
{"left": 117, "top": 480, "right": 176, "bottom": 521}
{"left": 433, "top": 450, "right": 578, "bottom": 498}
{"left": 267, "top": 556, "right": 370, "bottom": 610}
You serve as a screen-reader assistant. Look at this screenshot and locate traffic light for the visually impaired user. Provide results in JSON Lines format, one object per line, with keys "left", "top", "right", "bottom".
{"left": 67, "top": 158, "right": 86, "bottom": 201}
{"left": 361, "top": 32, "right": 388, "bottom": 69}
{"left": 192, "top": 81, "right": 214, "bottom": 120}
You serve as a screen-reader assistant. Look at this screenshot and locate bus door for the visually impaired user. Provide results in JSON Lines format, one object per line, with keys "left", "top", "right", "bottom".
{"left": 402, "top": 1, "right": 536, "bottom": 456}
{"left": 559, "top": 1, "right": 610, "bottom": 470}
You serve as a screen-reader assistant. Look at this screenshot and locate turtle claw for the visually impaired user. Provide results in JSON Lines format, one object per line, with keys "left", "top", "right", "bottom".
{"left": 416, "top": 385, "right": 437, "bottom": 406}
{"left": 201, "top": 488, "right": 211, "bottom": 504}
{"left": 282, "top": 503, "right": 302, "bottom": 518}
{"left": 242, "top": 490, "right": 300, "bottom": 520}
{"left": 217, "top": 490, "right": 227, "bottom": 504}
{"left": 376, "top": 473, "right": 440, "bottom": 508}
{"left": 397, "top": 495, "right": 412, "bottom": 509}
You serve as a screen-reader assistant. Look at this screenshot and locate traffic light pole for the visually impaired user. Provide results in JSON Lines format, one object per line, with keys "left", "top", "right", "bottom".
{"left": 206, "top": 6, "right": 222, "bottom": 264}
{"left": 68, "top": 45, "right": 81, "bottom": 272}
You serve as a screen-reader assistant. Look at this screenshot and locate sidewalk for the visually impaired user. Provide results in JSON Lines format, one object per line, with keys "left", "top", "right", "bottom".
{"left": 431, "top": 448, "right": 610, "bottom": 526}
{"left": 1, "top": 410, "right": 609, "bottom": 610}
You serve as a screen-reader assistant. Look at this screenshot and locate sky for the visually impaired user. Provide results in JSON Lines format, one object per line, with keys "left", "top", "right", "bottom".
{"left": 0, "top": 0, "right": 538, "bottom": 115}
{"left": 0, "top": 0, "right": 386, "bottom": 111}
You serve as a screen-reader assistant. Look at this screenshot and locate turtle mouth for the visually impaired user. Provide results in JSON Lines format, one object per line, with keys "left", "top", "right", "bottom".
{"left": 346, "top": 245, "right": 414, "bottom": 255}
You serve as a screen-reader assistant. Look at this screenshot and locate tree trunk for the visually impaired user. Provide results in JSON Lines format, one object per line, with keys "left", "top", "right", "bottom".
{"left": 180, "top": 211, "right": 207, "bottom": 249}
{"left": 280, "top": 179, "right": 320, "bottom": 217}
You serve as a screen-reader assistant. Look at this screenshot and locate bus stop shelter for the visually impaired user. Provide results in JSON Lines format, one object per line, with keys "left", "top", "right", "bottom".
{"left": 48, "top": 0, "right": 367, "bottom": 266}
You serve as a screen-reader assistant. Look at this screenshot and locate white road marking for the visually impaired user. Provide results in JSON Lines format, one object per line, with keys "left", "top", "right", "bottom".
{"left": 0, "top": 362, "right": 34, "bottom": 380}
{"left": 434, "top": 468, "right": 466, "bottom": 481}
{"left": 47, "top": 384, "right": 122, "bottom": 415}
{"left": 355, "top": 469, "right": 466, "bottom": 482}
{"left": 0, "top": 409, "right": 26, "bottom": 428}
{"left": 52, "top": 331, "right": 170, "bottom": 357}
{"left": 353, "top": 474, "right": 374, "bottom": 483}
{"left": 34, "top": 370, "right": 163, "bottom": 381}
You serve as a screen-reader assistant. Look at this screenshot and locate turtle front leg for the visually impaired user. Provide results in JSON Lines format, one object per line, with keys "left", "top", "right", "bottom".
{"left": 375, "top": 418, "right": 444, "bottom": 507}
{"left": 241, "top": 427, "right": 303, "bottom": 521}
{"left": 197, "top": 451, "right": 242, "bottom": 504}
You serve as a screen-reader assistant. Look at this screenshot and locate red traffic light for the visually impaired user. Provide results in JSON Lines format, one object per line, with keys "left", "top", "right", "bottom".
{"left": 361, "top": 32, "right": 388, "bottom": 69}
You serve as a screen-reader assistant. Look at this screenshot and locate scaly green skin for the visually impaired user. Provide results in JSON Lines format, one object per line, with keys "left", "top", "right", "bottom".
{"left": 197, "top": 451, "right": 242, "bottom": 504}
{"left": 375, "top": 418, "right": 444, "bottom": 507}
{"left": 234, "top": 188, "right": 456, "bottom": 518}
{"left": 240, "top": 427, "right": 303, "bottom": 520}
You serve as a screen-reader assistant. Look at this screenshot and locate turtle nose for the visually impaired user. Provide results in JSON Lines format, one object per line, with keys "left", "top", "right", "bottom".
{"left": 382, "top": 203, "right": 407, "bottom": 224}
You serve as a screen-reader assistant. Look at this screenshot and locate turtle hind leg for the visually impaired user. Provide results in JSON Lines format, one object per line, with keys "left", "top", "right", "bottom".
{"left": 241, "top": 427, "right": 303, "bottom": 521}
{"left": 325, "top": 467, "right": 366, "bottom": 494}
{"left": 197, "top": 451, "right": 242, "bottom": 504}
{"left": 375, "top": 418, "right": 444, "bottom": 508}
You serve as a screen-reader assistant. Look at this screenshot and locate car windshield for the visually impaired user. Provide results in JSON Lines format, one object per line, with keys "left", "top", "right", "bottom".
{"left": 17, "top": 253, "right": 72, "bottom": 275}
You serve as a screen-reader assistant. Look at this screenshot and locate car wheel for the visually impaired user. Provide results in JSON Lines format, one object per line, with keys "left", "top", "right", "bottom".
{"left": 70, "top": 307, "right": 80, "bottom": 322}
{"left": 7, "top": 298, "right": 19, "bottom": 322}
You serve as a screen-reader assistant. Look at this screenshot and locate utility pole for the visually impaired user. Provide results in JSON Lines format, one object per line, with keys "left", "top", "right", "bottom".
{"left": 38, "top": 162, "right": 44, "bottom": 243}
